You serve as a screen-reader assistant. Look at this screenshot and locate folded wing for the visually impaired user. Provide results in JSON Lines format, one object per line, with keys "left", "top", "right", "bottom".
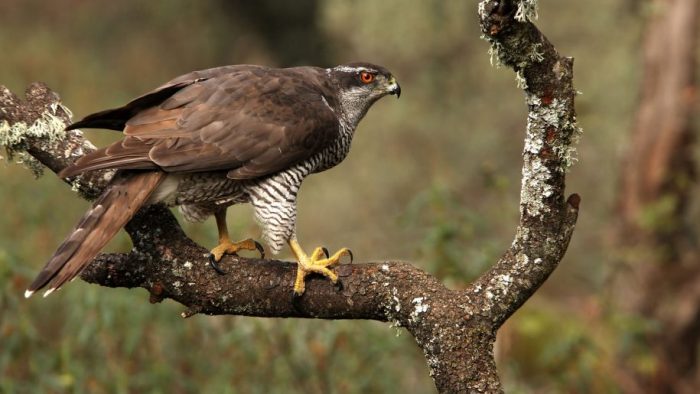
{"left": 61, "top": 66, "right": 339, "bottom": 180}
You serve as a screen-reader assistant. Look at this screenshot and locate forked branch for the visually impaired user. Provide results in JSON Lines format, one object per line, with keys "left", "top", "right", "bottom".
{"left": 0, "top": 2, "right": 580, "bottom": 391}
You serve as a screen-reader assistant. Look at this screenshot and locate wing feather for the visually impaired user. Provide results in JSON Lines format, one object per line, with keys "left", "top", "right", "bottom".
{"left": 61, "top": 66, "right": 339, "bottom": 180}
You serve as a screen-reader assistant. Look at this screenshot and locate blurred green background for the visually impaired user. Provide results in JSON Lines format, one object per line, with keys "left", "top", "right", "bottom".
{"left": 0, "top": 1, "right": 698, "bottom": 393}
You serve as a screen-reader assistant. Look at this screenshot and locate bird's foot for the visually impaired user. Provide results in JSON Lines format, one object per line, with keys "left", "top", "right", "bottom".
{"left": 208, "top": 238, "right": 265, "bottom": 274}
{"left": 292, "top": 245, "right": 353, "bottom": 298}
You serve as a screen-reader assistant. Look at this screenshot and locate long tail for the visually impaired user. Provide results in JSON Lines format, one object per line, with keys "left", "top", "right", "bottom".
{"left": 25, "top": 171, "right": 165, "bottom": 298}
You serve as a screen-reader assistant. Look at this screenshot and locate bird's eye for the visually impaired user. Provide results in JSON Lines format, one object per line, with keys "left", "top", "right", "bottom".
{"left": 359, "top": 71, "right": 375, "bottom": 84}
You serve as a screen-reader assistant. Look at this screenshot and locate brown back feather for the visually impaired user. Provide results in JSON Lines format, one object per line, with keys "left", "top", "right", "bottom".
{"left": 60, "top": 65, "right": 339, "bottom": 180}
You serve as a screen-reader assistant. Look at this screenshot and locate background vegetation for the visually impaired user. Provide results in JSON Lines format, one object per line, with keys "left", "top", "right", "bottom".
{"left": 0, "top": 0, "right": 697, "bottom": 392}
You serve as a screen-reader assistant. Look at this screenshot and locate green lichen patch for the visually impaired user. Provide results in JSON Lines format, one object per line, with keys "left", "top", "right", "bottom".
{"left": 481, "top": 16, "right": 545, "bottom": 89}
{"left": 515, "top": 0, "right": 539, "bottom": 22}
{"left": 519, "top": 93, "right": 581, "bottom": 217}
{"left": 525, "top": 95, "right": 582, "bottom": 171}
{"left": 0, "top": 105, "right": 69, "bottom": 177}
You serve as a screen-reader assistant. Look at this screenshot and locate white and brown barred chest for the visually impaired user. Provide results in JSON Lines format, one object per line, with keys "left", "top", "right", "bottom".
{"left": 154, "top": 126, "right": 355, "bottom": 228}
{"left": 245, "top": 130, "right": 354, "bottom": 252}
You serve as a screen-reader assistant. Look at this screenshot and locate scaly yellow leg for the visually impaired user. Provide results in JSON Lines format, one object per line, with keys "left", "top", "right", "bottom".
{"left": 209, "top": 210, "right": 265, "bottom": 274}
{"left": 289, "top": 239, "right": 352, "bottom": 296}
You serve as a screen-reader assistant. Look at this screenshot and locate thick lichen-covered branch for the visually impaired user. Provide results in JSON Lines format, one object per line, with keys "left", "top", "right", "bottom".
{"left": 0, "top": 83, "right": 114, "bottom": 199}
{"left": 1, "top": 3, "right": 579, "bottom": 391}
{"left": 475, "top": 0, "right": 581, "bottom": 327}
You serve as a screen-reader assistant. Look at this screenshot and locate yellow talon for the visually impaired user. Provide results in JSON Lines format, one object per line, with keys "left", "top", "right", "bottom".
{"left": 289, "top": 239, "right": 352, "bottom": 296}
{"left": 209, "top": 209, "right": 264, "bottom": 275}
{"left": 210, "top": 238, "right": 264, "bottom": 262}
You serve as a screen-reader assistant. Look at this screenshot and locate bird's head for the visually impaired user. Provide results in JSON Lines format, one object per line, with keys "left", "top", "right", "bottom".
{"left": 327, "top": 62, "right": 400, "bottom": 125}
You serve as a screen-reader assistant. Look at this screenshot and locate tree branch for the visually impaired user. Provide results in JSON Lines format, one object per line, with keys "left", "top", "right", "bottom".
{"left": 0, "top": 2, "right": 580, "bottom": 391}
{"left": 476, "top": 0, "right": 581, "bottom": 327}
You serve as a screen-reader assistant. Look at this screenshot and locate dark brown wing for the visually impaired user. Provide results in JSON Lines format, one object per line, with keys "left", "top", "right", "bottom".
{"left": 64, "top": 65, "right": 256, "bottom": 132}
{"left": 64, "top": 81, "right": 198, "bottom": 131}
{"left": 61, "top": 66, "right": 339, "bottom": 180}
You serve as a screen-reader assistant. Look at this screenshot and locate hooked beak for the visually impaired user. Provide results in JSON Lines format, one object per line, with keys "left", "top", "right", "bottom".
{"left": 387, "top": 76, "right": 401, "bottom": 99}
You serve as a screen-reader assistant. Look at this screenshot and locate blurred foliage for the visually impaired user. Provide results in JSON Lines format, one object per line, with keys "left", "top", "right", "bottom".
{"left": 1, "top": 0, "right": 699, "bottom": 393}
{"left": 400, "top": 183, "right": 506, "bottom": 287}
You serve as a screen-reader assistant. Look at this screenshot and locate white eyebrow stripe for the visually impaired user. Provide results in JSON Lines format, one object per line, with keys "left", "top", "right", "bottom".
{"left": 332, "top": 65, "right": 373, "bottom": 73}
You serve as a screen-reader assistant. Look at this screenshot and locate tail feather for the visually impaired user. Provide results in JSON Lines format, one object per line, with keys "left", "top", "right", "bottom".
{"left": 58, "top": 146, "right": 157, "bottom": 179}
{"left": 26, "top": 171, "right": 165, "bottom": 297}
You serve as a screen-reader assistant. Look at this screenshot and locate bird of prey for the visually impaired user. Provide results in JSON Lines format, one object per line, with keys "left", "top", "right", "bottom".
{"left": 25, "top": 62, "right": 400, "bottom": 299}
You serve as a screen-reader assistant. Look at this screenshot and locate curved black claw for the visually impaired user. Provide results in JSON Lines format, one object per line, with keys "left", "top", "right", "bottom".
{"left": 346, "top": 249, "right": 354, "bottom": 264}
{"left": 254, "top": 241, "right": 265, "bottom": 259}
{"left": 208, "top": 254, "right": 227, "bottom": 275}
{"left": 334, "top": 278, "right": 344, "bottom": 292}
{"left": 322, "top": 247, "right": 330, "bottom": 259}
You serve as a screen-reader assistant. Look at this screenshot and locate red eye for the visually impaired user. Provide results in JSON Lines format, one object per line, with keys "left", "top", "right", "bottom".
{"left": 360, "top": 71, "right": 374, "bottom": 84}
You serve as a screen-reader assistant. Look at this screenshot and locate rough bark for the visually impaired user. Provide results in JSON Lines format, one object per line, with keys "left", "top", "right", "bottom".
{"left": 0, "top": 2, "right": 579, "bottom": 391}
{"left": 615, "top": 1, "right": 699, "bottom": 393}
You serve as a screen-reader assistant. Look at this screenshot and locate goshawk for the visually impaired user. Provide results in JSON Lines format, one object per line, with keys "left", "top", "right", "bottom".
{"left": 25, "top": 62, "right": 400, "bottom": 298}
